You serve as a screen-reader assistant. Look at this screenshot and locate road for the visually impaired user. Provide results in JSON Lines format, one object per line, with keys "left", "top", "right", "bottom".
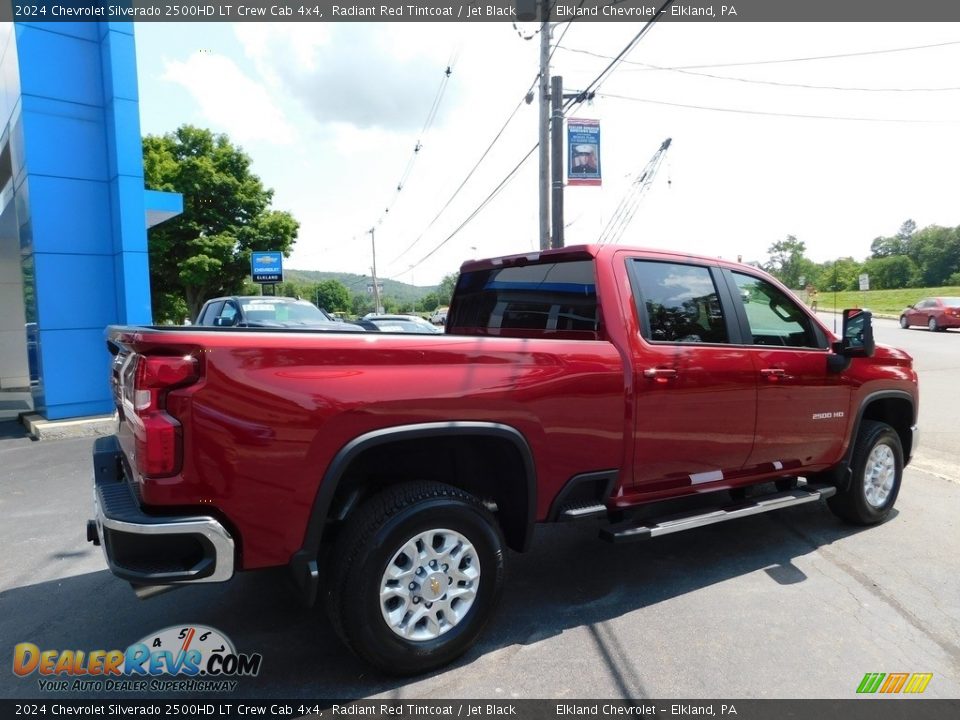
{"left": 819, "top": 311, "right": 959, "bottom": 479}
{"left": 0, "top": 319, "right": 957, "bottom": 701}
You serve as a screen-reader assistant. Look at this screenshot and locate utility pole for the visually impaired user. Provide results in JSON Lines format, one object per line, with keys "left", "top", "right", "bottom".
{"left": 550, "top": 75, "right": 565, "bottom": 249}
{"left": 537, "top": 5, "right": 551, "bottom": 251}
{"left": 368, "top": 227, "right": 381, "bottom": 314}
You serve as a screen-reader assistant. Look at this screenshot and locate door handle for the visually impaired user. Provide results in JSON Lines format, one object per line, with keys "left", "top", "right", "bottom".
{"left": 760, "top": 368, "right": 786, "bottom": 381}
{"left": 643, "top": 368, "right": 678, "bottom": 381}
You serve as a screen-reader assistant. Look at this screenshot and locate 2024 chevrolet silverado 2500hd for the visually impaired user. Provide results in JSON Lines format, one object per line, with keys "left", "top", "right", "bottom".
{"left": 88, "top": 245, "right": 918, "bottom": 674}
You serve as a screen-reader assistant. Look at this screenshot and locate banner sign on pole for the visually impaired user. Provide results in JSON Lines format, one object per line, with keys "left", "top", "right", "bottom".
{"left": 251, "top": 251, "right": 283, "bottom": 283}
{"left": 567, "top": 118, "right": 601, "bottom": 186}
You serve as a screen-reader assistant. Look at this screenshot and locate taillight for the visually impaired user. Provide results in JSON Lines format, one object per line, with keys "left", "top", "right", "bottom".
{"left": 132, "top": 356, "right": 198, "bottom": 478}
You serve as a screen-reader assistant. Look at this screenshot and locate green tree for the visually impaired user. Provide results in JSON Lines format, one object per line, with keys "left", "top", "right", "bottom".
{"left": 765, "top": 236, "right": 816, "bottom": 289}
{"left": 437, "top": 272, "right": 459, "bottom": 305}
{"left": 817, "top": 257, "right": 863, "bottom": 292}
{"left": 143, "top": 125, "right": 299, "bottom": 322}
{"left": 870, "top": 219, "right": 916, "bottom": 259}
{"left": 906, "top": 225, "right": 960, "bottom": 286}
{"left": 861, "top": 255, "right": 920, "bottom": 289}
{"left": 312, "top": 280, "right": 350, "bottom": 312}
{"left": 351, "top": 294, "right": 374, "bottom": 317}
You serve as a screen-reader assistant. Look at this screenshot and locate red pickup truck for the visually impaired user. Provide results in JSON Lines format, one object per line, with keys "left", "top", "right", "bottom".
{"left": 89, "top": 244, "right": 918, "bottom": 674}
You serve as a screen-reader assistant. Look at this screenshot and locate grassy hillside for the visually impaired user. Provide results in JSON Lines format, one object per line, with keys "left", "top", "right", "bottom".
{"left": 284, "top": 269, "right": 437, "bottom": 303}
{"left": 812, "top": 286, "right": 960, "bottom": 315}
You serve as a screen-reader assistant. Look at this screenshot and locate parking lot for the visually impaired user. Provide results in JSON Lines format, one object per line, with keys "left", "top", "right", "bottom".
{"left": 1, "top": 316, "right": 957, "bottom": 700}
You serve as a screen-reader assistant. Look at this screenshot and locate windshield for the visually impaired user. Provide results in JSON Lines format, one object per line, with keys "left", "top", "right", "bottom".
{"left": 369, "top": 319, "right": 441, "bottom": 333}
{"left": 241, "top": 301, "right": 329, "bottom": 323}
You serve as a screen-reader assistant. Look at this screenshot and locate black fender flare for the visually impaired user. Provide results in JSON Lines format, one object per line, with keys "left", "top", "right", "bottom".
{"left": 290, "top": 421, "right": 537, "bottom": 605}
{"left": 836, "top": 390, "right": 916, "bottom": 490}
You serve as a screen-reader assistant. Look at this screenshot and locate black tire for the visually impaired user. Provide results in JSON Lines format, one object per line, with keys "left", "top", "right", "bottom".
{"left": 325, "top": 481, "right": 504, "bottom": 675}
{"left": 775, "top": 477, "right": 798, "bottom": 492}
{"left": 827, "top": 420, "right": 903, "bottom": 525}
{"left": 899, "top": 315, "right": 909, "bottom": 329}
{"left": 928, "top": 316, "right": 938, "bottom": 332}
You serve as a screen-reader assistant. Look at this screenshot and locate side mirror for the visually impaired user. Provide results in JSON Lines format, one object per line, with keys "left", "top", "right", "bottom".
{"left": 840, "top": 309, "right": 875, "bottom": 358}
{"left": 213, "top": 316, "right": 236, "bottom": 327}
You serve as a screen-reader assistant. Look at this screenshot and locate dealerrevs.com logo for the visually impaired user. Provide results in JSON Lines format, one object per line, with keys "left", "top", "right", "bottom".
{"left": 856, "top": 672, "right": 933, "bottom": 694}
{"left": 13, "top": 625, "right": 262, "bottom": 693}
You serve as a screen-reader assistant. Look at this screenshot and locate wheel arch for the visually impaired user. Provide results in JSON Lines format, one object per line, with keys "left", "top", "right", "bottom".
{"left": 291, "top": 422, "right": 536, "bottom": 605}
{"left": 840, "top": 391, "right": 916, "bottom": 485}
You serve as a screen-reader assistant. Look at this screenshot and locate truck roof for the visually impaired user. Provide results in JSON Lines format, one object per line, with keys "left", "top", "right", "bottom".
{"left": 458, "top": 244, "right": 758, "bottom": 275}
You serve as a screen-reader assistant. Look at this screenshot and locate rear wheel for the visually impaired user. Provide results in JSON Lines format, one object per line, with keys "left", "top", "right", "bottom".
{"left": 326, "top": 481, "right": 504, "bottom": 675}
{"left": 899, "top": 315, "right": 909, "bottom": 329}
{"left": 827, "top": 420, "right": 902, "bottom": 525}
{"left": 928, "top": 316, "right": 939, "bottom": 332}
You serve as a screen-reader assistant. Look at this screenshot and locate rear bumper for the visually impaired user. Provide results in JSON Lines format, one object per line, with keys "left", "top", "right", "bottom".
{"left": 89, "top": 435, "right": 235, "bottom": 586}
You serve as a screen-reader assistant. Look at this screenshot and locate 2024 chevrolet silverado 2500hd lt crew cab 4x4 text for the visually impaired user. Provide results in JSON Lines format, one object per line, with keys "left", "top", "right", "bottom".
{"left": 88, "top": 244, "right": 918, "bottom": 674}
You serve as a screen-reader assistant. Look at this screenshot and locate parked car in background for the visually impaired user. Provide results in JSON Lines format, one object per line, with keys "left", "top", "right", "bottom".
{"left": 430, "top": 306, "right": 448, "bottom": 325}
{"left": 357, "top": 314, "right": 443, "bottom": 334}
{"left": 899, "top": 297, "right": 960, "bottom": 331}
{"left": 195, "top": 296, "right": 364, "bottom": 331}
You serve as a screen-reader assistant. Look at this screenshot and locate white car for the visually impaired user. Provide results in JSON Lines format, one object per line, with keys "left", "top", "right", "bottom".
{"left": 430, "top": 306, "right": 448, "bottom": 325}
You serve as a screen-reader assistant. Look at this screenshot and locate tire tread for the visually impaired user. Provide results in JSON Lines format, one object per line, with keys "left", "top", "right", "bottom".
{"left": 325, "top": 481, "right": 502, "bottom": 673}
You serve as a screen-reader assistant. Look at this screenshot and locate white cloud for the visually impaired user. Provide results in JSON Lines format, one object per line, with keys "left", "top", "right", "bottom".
{"left": 232, "top": 23, "right": 459, "bottom": 132}
{"left": 162, "top": 51, "right": 297, "bottom": 145}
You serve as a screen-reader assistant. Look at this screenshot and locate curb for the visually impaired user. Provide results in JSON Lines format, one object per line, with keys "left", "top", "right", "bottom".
{"left": 21, "top": 413, "right": 116, "bottom": 441}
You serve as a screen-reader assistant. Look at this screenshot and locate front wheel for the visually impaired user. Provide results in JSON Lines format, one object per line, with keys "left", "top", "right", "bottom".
{"left": 326, "top": 481, "right": 504, "bottom": 675}
{"left": 827, "top": 420, "right": 903, "bottom": 525}
{"left": 899, "top": 315, "right": 909, "bottom": 329}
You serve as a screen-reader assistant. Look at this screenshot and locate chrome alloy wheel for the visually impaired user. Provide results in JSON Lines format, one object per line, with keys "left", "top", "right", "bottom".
{"left": 863, "top": 443, "right": 896, "bottom": 508}
{"left": 379, "top": 528, "right": 480, "bottom": 641}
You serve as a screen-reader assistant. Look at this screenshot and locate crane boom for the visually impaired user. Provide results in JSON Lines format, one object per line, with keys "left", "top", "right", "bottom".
{"left": 597, "top": 138, "right": 672, "bottom": 246}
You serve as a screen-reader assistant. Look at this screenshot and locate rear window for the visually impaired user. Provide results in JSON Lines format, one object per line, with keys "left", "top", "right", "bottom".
{"left": 448, "top": 260, "right": 600, "bottom": 339}
{"left": 941, "top": 297, "right": 960, "bottom": 308}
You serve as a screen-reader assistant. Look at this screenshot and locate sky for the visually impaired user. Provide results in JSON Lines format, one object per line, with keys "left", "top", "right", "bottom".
{"left": 134, "top": 20, "right": 960, "bottom": 286}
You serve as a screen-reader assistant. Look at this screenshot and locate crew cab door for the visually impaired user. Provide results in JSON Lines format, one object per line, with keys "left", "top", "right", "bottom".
{"left": 723, "top": 270, "right": 851, "bottom": 472}
{"left": 626, "top": 259, "right": 757, "bottom": 494}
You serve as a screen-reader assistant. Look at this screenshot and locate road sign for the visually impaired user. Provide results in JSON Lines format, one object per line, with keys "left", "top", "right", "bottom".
{"left": 251, "top": 251, "right": 283, "bottom": 283}
{"left": 859, "top": 273, "right": 870, "bottom": 291}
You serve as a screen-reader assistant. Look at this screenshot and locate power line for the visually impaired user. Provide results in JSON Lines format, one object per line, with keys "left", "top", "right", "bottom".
{"left": 392, "top": 3, "right": 671, "bottom": 278}
{"left": 386, "top": 9, "right": 581, "bottom": 275}
{"left": 395, "top": 144, "right": 538, "bottom": 278}
{"left": 372, "top": 50, "right": 460, "bottom": 229}
{"left": 564, "top": 49, "right": 960, "bottom": 92}
{"left": 644, "top": 66, "right": 960, "bottom": 92}
{"left": 599, "top": 91, "right": 960, "bottom": 124}
{"left": 386, "top": 71, "right": 542, "bottom": 270}
{"left": 562, "top": 0, "right": 675, "bottom": 111}
{"left": 558, "top": 39, "right": 960, "bottom": 72}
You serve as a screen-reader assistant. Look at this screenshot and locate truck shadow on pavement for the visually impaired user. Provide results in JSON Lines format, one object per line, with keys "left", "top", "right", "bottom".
{"left": 0, "top": 501, "right": 877, "bottom": 700}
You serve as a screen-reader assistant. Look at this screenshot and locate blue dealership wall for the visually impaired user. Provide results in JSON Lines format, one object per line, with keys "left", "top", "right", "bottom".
{"left": 0, "top": 21, "right": 180, "bottom": 420}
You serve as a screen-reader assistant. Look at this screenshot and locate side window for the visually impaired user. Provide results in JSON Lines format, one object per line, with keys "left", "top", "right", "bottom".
{"left": 218, "top": 303, "right": 239, "bottom": 326}
{"left": 732, "top": 272, "right": 823, "bottom": 349}
{"left": 199, "top": 301, "right": 223, "bottom": 325}
{"left": 630, "top": 260, "right": 729, "bottom": 344}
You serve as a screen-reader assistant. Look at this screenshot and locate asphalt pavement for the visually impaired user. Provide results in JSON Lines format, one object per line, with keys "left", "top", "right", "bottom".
{"left": 0, "top": 319, "right": 957, "bottom": 700}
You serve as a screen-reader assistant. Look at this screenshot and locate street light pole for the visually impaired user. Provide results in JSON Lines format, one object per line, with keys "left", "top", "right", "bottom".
{"left": 368, "top": 227, "right": 381, "bottom": 314}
